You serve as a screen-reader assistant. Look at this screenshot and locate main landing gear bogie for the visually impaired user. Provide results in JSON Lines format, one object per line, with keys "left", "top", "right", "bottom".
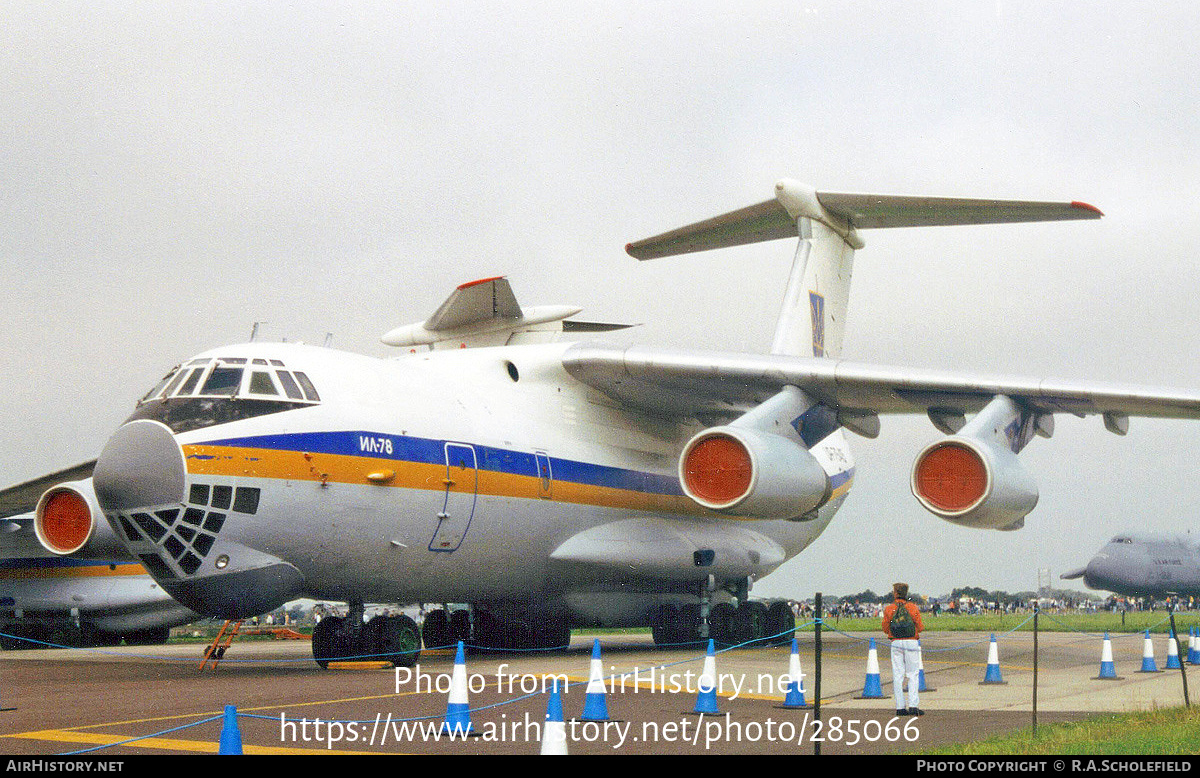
{"left": 312, "top": 613, "right": 421, "bottom": 669}
{"left": 652, "top": 599, "right": 796, "bottom": 649}
{"left": 422, "top": 606, "right": 571, "bottom": 653}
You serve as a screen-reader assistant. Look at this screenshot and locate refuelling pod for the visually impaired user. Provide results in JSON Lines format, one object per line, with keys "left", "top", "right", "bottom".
{"left": 679, "top": 427, "right": 831, "bottom": 520}
{"left": 34, "top": 479, "right": 125, "bottom": 557}
{"left": 910, "top": 436, "right": 1038, "bottom": 530}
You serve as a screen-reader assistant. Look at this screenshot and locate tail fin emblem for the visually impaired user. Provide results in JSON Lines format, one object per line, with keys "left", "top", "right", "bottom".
{"left": 809, "top": 292, "right": 825, "bottom": 357}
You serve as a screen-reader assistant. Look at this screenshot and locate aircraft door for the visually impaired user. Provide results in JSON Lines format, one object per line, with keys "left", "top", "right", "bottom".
{"left": 535, "top": 451, "right": 553, "bottom": 499}
{"left": 429, "top": 443, "right": 478, "bottom": 553}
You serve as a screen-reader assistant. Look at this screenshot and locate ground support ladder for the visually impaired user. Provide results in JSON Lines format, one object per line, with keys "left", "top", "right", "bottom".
{"left": 200, "top": 620, "right": 243, "bottom": 670}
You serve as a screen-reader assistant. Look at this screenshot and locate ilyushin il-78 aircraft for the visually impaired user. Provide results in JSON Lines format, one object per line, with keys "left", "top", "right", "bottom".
{"left": 6, "top": 179, "right": 1200, "bottom": 668}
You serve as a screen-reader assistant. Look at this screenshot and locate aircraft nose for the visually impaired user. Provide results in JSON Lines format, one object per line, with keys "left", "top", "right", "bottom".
{"left": 1083, "top": 550, "right": 1145, "bottom": 594}
{"left": 93, "top": 420, "right": 186, "bottom": 514}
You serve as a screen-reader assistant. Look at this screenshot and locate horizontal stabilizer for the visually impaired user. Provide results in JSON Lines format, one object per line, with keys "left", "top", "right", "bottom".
{"left": 426, "top": 276, "right": 523, "bottom": 331}
{"left": 562, "top": 320, "right": 638, "bottom": 333}
{"left": 626, "top": 179, "right": 1102, "bottom": 260}
{"left": 382, "top": 277, "right": 588, "bottom": 348}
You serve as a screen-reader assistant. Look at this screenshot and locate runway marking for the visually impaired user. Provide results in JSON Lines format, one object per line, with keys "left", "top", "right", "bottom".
{"left": 3, "top": 728, "right": 380, "bottom": 755}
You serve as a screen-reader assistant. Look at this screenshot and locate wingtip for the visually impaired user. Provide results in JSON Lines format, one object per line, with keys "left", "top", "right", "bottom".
{"left": 1071, "top": 201, "right": 1104, "bottom": 217}
{"left": 456, "top": 275, "right": 506, "bottom": 290}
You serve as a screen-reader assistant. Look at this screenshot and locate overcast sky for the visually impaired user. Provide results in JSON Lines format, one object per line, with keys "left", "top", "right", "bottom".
{"left": 2, "top": 2, "right": 1198, "bottom": 600}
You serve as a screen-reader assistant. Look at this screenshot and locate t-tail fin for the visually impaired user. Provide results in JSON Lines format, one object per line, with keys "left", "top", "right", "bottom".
{"left": 626, "top": 179, "right": 1102, "bottom": 359}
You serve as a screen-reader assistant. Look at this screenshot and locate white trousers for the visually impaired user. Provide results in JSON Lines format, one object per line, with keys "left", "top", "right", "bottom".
{"left": 890, "top": 638, "right": 921, "bottom": 710}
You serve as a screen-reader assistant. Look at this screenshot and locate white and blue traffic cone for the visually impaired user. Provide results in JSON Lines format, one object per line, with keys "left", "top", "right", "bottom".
{"left": 1189, "top": 628, "right": 1199, "bottom": 665}
{"left": 782, "top": 638, "right": 808, "bottom": 708}
{"left": 1138, "top": 630, "right": 1160, "bottom": 673}
{"left": 540, "top": 680, "right": 568, "bottom": 755}
{"left": 442, "top": 641, "right": 474, "bottom": 736}
{"left": 582, "top": 638, "right": 610, "bottom": 721}
{"left": 917, "top": 640, "right": 934, "bottom": 692}
{"left": 1167, "top": 631, "right": 1183, "bottom": 669}
{"left": 218, "top": 704, "right": 243, "bottom": 755}
{"left": 858, "top": 638, "right": 884, "bottom": 698}
{"left": 1094, "top": 632, "right": 1121, "bottom": 680}
{"left": 693, "top": 639, "right": 720, "bottom": 714}
{"left": 980, "top": 635, "right": 1005, "bottom": 685}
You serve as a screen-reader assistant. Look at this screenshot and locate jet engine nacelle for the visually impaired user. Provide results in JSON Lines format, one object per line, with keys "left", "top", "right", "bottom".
{"left": 34, "top": 479, "right": 122, "bottom": 556}
{"left": 679, "top": 427, "right": 831, "bottom": 520}
{"left": 910, "top": 436, "right": 1039, "bottom": 530}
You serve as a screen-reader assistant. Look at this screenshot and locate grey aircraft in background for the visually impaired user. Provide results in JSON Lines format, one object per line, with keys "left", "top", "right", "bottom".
{"left": 1061, "top": 534, "right": 1200, "bottom": 598}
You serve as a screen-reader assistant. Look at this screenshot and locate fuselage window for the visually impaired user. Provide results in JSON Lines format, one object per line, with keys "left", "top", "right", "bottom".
{"left": 200, "top": 367, "right": 243, "bottom": 397}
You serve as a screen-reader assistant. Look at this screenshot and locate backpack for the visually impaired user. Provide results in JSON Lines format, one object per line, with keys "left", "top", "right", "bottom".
{"left": 890, "top": 600, "right": 917, "bottom": 639}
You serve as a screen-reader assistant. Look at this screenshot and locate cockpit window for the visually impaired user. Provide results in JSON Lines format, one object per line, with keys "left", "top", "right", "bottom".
{"left": 176, "top": 367, "right": 203, "bottom": 396}
{"left": 276, "top": 371, "right": 305, "bottom": 400}
{"left": 199, "top": 367, "right": 243, "bottom": 396}
{"left": 1111, "top": 536, "right": 1133, "bottom": 544}
{"left": 248, "top": 371, "right": 279, "bottom": 396}
{"left": 293, "top": 371, "right": 320, "bottom": 402}
{"left": 129, "top": 356, "right": 322, "bottom": 434}
{"left": 161, "top": 369, "right": 191, "bottom": 398}
{"left": 140, "top": 369, "right": 178, "bottom": 402}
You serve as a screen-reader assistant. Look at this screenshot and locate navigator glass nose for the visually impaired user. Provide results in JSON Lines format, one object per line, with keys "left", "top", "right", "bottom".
{"left": 93, "top": 420, "right": 186, "bottom": 513}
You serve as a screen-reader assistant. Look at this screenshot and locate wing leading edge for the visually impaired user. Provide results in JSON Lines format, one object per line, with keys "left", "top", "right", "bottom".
{"left": 0, "top": 461, "right": 96, "bottom": 521}
{"left": 562, "top": 343, "right": 1200, "bottom": 427}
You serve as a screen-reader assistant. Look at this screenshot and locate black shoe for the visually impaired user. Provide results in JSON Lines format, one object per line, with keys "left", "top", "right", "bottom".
{"left": 896, "top": 709, "right": 909, "bottom": 716}
{"left": 907, "top": 708, "right": 925, "bottom": 716}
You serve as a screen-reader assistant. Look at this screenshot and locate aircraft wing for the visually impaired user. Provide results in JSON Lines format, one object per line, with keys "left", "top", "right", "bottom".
{"left": 0, "top": 461, "right": 96, "bottom": 520}
{"left": 562, "top": 343, "right": 1200, "bottom": 426}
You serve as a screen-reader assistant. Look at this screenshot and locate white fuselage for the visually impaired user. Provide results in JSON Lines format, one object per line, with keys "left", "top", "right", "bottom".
{"left": 111, "top": 340, "right": 854, "bottom": 625}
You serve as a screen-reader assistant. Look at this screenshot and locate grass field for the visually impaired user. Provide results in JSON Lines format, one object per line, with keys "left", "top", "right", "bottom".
{"left": 920, "top": 705, "right": 1200, "bottom": 755}
{"left": 807, "top": 611, "right": 1200, "bottom": 637}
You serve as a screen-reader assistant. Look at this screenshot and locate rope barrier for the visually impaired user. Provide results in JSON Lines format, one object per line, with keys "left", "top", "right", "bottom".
{"left": 21, "top": 610, "right": 1199, "bottom": 754}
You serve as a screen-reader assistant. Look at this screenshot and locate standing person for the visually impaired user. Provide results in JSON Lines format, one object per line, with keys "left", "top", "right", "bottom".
{"left": 882, "top": 582, "right": 924, "bottom": 716}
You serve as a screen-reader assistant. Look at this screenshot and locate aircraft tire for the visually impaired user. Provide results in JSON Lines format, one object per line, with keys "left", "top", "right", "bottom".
{"left": 422, "top": 609, "right": 450, "bottom": 650}
{"left": 469, "top": 610, "right": 502, "bottom": 652}
{"left": 312, "top": 616, "right": 348, "bottom": 669}
{"left": 708, "top": 603, "right": 737, "bottom": 647}
{"left": 651, "top": 604, "right": 680, "bottom": 648}
{"left": 764, "top": 601, "right": 796, "bottom": 646}
{"left": 733, "top": 601, "right": 769, "bottom": 647}
{"left": 368, "top": 615, "right": 421, "bottom": 668}
{"left": 448, "top": 609, "right": 471, "bottom": 643}
{"left": 678, "top": 604, "right": 703, "bottom": 647}
{"left": 529, "top": 618, "right": 571, "bottom": 650}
